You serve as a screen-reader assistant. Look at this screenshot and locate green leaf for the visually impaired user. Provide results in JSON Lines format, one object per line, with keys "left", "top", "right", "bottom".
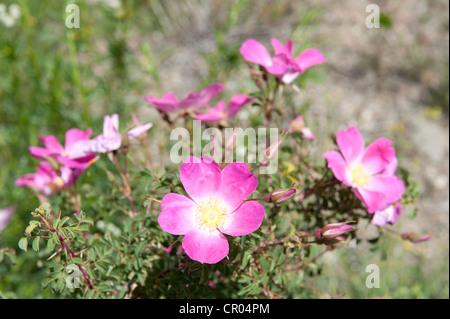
{"left": 4, "top": 251, "right": 17, "bottom": 264}
{"left": 18, "top": 237, "right": 28, "bottom": 252}
{"left": 32, "top": 237, "right": 40, "bottom": 252}
{"left": 47, "top": 238, "right": 55, "bottom": 251}
{"left": 25, "top": 224, "right": 38, "bottom": 236}
{"left": 199, "top": 265, "right": 211, "bottom": 284}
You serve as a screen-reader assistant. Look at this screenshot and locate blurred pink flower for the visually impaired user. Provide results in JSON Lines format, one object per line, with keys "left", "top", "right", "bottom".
{"left": 79, "top": 114, "right": 153, "bottom": 154}
{"left": 194, "top": 94, "right": 254, "bottom": 123}
{"left": 29, "top": 128, "right": 96, "bottom": 169}
{"left": 290, "top": 115, "right": 315, "bottom": 141}
{"left": 323, "top": 127, "right": 405, "bottom": 213}
{"left": 158, "top": 156, "right": 265, "bottom": 264}
{"left": 371, "top": 202, "right": 403, "bottom": 227}
{"left": 145, "top": 83, "right": 224, "bottom": 113}
{"left": 15, "top": 162, "right": 78, "bottom": 196}
{"left": 0, "top": 206, "right": 15, "bottom": 231}
{"left": 240, "top": 38, "right": 326, "bottom": 84}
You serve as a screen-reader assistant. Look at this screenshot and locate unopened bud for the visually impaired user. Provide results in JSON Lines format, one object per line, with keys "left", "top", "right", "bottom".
{"left": 402, "top": 233, "right": 431, "bottom": 243}
{"left": 265, "top": 188, "right": 296, "bottom": 204}
{"left": 322, "top": 223, "right": 353, "bottom": 239}
{"left": 261, "top": 137, "right": 284, "bottom": 166}
{"left": 315, "top": 220, "right": 354, "bottom": 245}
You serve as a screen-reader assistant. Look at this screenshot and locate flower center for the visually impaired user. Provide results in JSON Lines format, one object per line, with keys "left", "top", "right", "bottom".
{"left": 196, "top": 197, "right": 227, "bottom": 232}
{"left": 350, "top": 164, "right": 370, "bottom": 188}
{"left": 49, "top": 176, "right": 65, "bottom": 191}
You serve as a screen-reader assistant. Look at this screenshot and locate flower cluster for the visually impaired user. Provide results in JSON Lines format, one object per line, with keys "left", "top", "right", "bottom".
{"left": 145, "top": 83, "right": 254, "bottom": 124}
{"left": 12, "top": 36, "right": 425, "bottom": 276}
{"left": 15, "top": 114, "right": 152, "bottom": 197}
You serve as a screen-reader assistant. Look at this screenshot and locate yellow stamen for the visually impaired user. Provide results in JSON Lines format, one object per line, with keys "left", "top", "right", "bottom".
{"left": 196, "top": 197, "right": 227, "bottom": 232}
{"left": 49, "top": 176, "right": 65, "bottom": 191}
{"left": 350, "top": 164, "right": 370, "bottom": 188}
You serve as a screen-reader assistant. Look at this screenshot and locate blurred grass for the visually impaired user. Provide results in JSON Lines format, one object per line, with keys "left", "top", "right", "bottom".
{"left": 0, "top": 0, "right": 448, "bottom": 298}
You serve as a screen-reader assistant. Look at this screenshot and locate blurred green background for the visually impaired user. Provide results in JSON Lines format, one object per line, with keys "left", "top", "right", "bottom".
{"left": 0, "top": 0, "right": 448, "bottom": 298}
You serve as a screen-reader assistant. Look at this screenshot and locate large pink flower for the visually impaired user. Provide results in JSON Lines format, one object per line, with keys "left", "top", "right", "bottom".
{"left": 145, "top": 83, "right": 224, "bottom": 113}
{"left": 158, "top": 157, "right": 265, "bottom": 264}
{"left": 29, "top": 128, "right": 96, "bottom": 169}
{"left": 240, "top": 38, "right": 326, "bottom": 84}
{"left": 194, "top": 94, "right": 254, "bottom": 123}
{"left": 15, "top": 161, "right": 78, "bottom": 196}
{"left": 323, "top": 127, "right": 405, "bottom": 213}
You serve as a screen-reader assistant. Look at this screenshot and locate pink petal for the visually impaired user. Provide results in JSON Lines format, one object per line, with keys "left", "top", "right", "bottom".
{"left": 68, "top": 139, "right": 97, "bottom": 159}
{"left": 182, "top": 228, "right": 229, "bottom": 264}
{"left": 194, "top": 100, "right": 227, "bottom": 123}
{"left": 265, "top": 64, "right": 287, "bottom": 76}
{"left": 358, "top": 176, "right": 404, "bottom": 213}
{"left": 38, "top": 135, "right": 64, "bottom": 154}
{"left": 240, "top": 39, "right": 273, "bottom": 67}
{"left": 128, "top": 123, "right": 153, "bottom": 140}
{"left": 179, "top": 83, "right": 224, "bottom": 110}
{"left": 336, "top": 127, "right": 365, "bottom": 166}
{"left": 361, "top": 138, "right": 396, "bottom": 175}
{"left": 227, "top": 94, "right": 253, "bottom": 119}
{"left": 103, "top": 114, "right": 120, "bottom": 139}
{"left": 65, "top": 128, "right": 92, "bottom": 151}
{"left": 180, "top": 156, "right": 221, "bottom": 202}
{"left": 281, "top": 71, "right": 301, "bottom": 84}
{"left": 220, "top": 201, "right": 264, "bottom": 236}
{"left": 381, "top": 157, "right": 398, "bottom": 176}
{"left": 364, "top": 175, "right": 405, "bottom": 203}
{"left": 28, "top": 146, "right": 53, "bottom": 159}
{"left": 301, "top": 127, "right": 315, "bottom": 141}
{"left": 323, "top": 151, "right": 352, "bottom": 186}
{"left": 371, "top": 204, "right": 402, "bottom": 227}
{"left": 216, "top": 162, "right": 258, "bottom": 212}
{"left": 356, "top": 188, "right": 388, "bottom": 213}
{"left": 145, "top": 92, "right": 179, "bottom": 112}
{"left": 0, "top": 206, "right": 15, "bottom": 231}
{"left": 158, "top": 193, "right": 197, "bottom": 235}
{"left": 271, "top": 38, "right": 292, "bottom": 56}
{"left": 295, "top": 48, "right": 327, "bottom": 72}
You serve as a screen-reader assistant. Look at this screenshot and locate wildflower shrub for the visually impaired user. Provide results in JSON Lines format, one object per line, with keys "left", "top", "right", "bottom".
{"left": 6, "top": 37, "right": 425, "bottom": 299}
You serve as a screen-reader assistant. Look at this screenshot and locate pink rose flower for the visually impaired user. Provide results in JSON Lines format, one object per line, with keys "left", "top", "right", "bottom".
{"left": 194, "top": 94, "right": 254, "bottom": 123}
{"left": 323, "top": 127, "right": 405, "bottom": 213}
{"left": 240, "top": 38, "right": 326, "bottom": 84}
{"left": 371, "top": 202, "right": 403, "bottom": 227}
{"left": 15, "top": 161, "right": 78, "bottom": 196}
{"left": 29, "top": 128, "right": 96, "bottom": 169}
{"left": 158, "top": 157, "right": 265, "bottom": 264}
{"left": 145, "top": 83, "right": 224, "bottom": 113}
